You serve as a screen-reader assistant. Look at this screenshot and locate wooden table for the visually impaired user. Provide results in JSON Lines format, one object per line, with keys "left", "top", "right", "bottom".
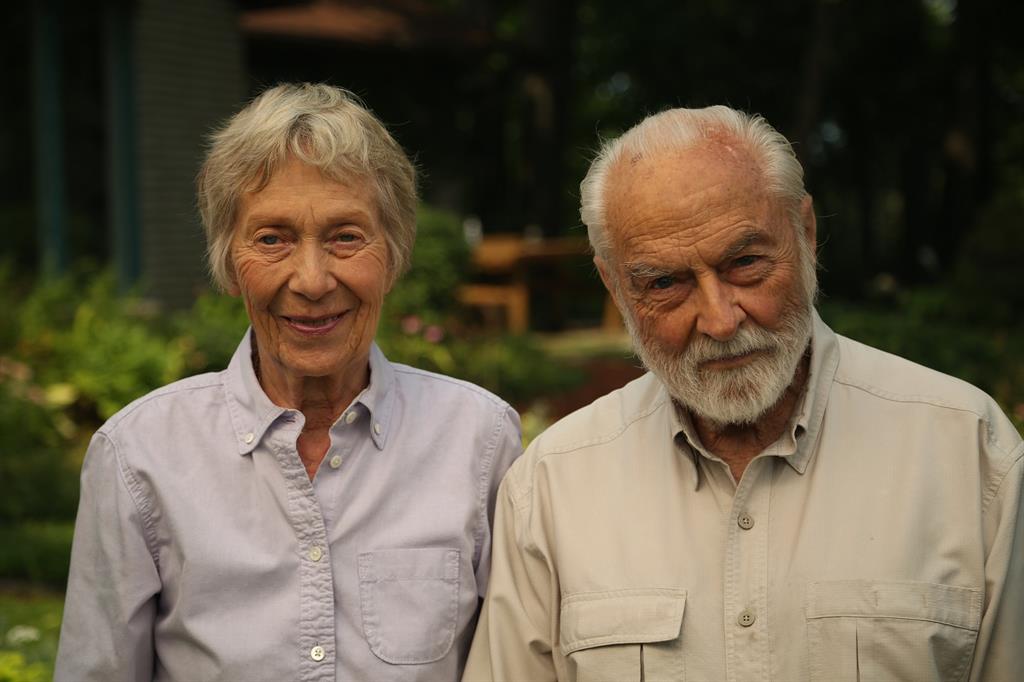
{"left": 458, "top": 235, "right": 620, "bottom": 333}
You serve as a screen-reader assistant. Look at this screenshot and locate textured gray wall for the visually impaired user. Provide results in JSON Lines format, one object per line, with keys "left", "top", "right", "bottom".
{"left": 135, "top": 0, "right": 244, "bottom": 308}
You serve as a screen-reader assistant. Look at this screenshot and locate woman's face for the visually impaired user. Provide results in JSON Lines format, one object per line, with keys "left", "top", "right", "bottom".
{"left": 229, "top": 156, "right": 390, "bottom": 385}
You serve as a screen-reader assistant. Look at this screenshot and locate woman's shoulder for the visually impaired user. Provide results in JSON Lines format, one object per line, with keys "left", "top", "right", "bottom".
{"left": 98, "top": 370, "right": 227, "bottom": 438}
{"left": 389, "top": 362, "right": 513, "bottom": 413}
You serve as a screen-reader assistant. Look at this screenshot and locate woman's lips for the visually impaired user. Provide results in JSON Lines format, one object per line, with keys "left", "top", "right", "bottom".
{"left": 282, "top": 313, "right": 344, "bottom": 335}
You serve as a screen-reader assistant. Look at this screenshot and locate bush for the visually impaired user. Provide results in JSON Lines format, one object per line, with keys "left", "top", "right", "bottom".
{"left": 0, "top": 523, "right": 74, "bottom": 589}
{"left": 0, "top": 205, "right": 582, "bottom": 535}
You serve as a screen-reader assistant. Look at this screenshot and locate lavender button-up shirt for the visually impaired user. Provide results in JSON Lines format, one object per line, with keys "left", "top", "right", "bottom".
{"left": 54, "top": 330, "right": 522, "bottom": 682}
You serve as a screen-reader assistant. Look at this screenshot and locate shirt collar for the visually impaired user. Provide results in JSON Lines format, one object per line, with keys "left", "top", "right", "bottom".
{"left": 224, "top": 329, "right": 288, "bottom": 455}
{"left": 223, "top": 331, "right": 397, "bottom": 455}
{"left": 785, "top": 309, "right": 839, "bottom": 474}
{"left": 670, "top": 308, "right": 840, "bottom": 476}
{"left": 348, "top": 342, "right": 395, "bottom": 451}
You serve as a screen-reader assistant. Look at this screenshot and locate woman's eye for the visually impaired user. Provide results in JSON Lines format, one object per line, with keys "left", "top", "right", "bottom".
{"left": 332, "top": 232, "right": 364, "bottom": 248}
{"left": 650, "top": 276, "right": 675, "bottom": 290}
{"left": 733, "top": 255, "right": 759, "bottom": 268}
{"left": 257, "top": 234, "right": 281, "bottom": 246}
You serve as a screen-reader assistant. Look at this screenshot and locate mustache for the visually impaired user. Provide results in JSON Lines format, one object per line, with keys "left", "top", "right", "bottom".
{"left": 684, "top": 326, "right": 778, "bottom": 365}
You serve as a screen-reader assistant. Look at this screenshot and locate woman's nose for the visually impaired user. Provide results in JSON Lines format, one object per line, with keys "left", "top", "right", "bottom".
{"left": 288, "top": 243, "right": 338, "bottom": 300}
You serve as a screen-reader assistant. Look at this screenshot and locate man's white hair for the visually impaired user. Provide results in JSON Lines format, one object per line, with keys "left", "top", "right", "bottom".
{"left": 579, "top": 106, "right": 807, "bottom": 260}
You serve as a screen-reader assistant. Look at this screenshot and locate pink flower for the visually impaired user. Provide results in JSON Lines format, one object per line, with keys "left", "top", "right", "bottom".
{"left": 401, "top": 315, "right": 423, "bottom": 335}
{"left": 423, "top": 325, "right": 445, "bottom": 343}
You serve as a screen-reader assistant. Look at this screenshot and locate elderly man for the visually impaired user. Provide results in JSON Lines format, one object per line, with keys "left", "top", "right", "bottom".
{"left": 464, "top": 106, "right": 1022, "bottom": 681}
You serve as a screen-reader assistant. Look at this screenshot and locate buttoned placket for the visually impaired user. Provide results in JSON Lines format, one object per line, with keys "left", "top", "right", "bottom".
{"left": 722, "top": 455, "right": 773, "bottom": 682}
{"left": 313, "top": 406, "right": 364, "bottom": 520}
{"left": 266, "top": 420, "right": 337, "bottom": 681}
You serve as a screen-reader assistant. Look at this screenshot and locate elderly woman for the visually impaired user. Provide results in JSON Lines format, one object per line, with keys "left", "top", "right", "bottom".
{"left": 54, "top": 83, "right": 522, "bottom": 682}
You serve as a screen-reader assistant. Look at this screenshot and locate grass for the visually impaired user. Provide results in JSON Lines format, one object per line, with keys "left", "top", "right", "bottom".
{"left": 0, "top": 588, "right": 63, "bottom": 682}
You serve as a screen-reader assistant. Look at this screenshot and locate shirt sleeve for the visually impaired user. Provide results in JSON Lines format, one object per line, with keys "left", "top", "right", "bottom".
{"left": 54, "top": 431, "right": 161, "bottom": 682}
{"left": 473, "top": 405, "right": 523, "bottom": 599}
{"left": 463, "top": 470, "right": 557, "bottom": 682}
{"left": 969, "top": 444, "right": 1024, "bottom": 681}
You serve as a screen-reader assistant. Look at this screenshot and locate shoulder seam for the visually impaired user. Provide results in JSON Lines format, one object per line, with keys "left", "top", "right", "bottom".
{"left": 832, "top": 376, "right": 1008, "bottom": 453}
{"left": 508, "top": 390, "right": 669, "bottom": 507}
{"left": 97, "top": 431, "right": 162, "bottom": 569}
{"left": 982, "top": 441, "right": 1024, "bottom": 515}
{"left": 473, "top": 404, "right": 510, "bottom": 567}
{"left": 391, "top": 364, "right": 510, "bottom": 409}
{"left": 101, "top": 372, "right": 223, "bottom": 433}
{"left": 535, "top": 393, "right": 670, "bottom": 460}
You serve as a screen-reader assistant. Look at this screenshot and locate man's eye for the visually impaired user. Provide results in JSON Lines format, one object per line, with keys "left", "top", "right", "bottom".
{"left": 650, "top": 276, "right": 675, "bottom": 290}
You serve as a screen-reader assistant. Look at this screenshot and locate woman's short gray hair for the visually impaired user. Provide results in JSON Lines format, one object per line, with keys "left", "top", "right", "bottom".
{"left": 579, "top": 106, "right": 807, "bottom": 260}
{"left": 197, "top": 83, "right": 418, "bottom": 291}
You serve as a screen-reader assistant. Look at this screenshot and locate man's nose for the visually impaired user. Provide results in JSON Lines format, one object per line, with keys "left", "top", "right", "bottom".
{"left": 288, "top": 242, "right": 337, "bottom": 300}
{"left": 695, "top": 277, "right": 744, "bottom": 341}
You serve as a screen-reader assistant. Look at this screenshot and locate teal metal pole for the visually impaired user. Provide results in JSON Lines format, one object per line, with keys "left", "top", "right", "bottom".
{"left": 31, "top": 0, "right": 68, "bottom": 277}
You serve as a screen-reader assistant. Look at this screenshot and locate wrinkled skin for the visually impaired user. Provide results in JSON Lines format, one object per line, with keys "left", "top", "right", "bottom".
{"left": 595, "top": 140, "right": 817, "bottom": 481}
{"left": 229, "top": 157, "right": 390, "bottom": 476}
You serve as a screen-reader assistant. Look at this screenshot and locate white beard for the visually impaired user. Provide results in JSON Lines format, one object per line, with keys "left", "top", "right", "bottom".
{"left": 621, "top": 241, "right": 817, "bottom": 427}
{"left": 626, "top": 301, "right": 812, "bottom": 427}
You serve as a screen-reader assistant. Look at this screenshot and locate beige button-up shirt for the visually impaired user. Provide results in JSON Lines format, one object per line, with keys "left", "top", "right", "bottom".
{"left": 464, "top": 312, "right": 1023, "bottom": 682}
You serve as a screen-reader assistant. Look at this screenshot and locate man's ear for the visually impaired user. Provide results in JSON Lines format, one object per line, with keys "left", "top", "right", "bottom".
{"left": 594, "top": 255, "right": 615, "bottom": 294}
{"left": 800, "top": 194, "right": 817, "bottom": 251}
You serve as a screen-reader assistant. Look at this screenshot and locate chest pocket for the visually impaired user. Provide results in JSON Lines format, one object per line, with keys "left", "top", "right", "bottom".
{"left": 358, "top": 548, "right": 461, "bottom": 665}
{"left": 806, "top": 580, "right": 982, "bottom": 682}
{"left": 560, "top": 589, "right": 686, "bottom": 682}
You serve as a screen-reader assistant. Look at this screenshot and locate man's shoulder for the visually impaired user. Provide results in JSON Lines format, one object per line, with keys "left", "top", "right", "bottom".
{"left": 832, "top": 333, "right": 1021, "bottom": 453}
{"left": 835, "top": 333, "right": 994, "bottom": 411}
{"left": 504, "top": 371, "right": 669, "bottom": 487}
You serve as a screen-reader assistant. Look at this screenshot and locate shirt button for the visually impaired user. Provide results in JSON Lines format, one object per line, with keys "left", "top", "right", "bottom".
{"left": 308, "top": 546, "right": 323, "bottom": 562}
{"left": 737, "top": 513, "right": 755, "bottom": 530}
{"left": 243, "top": 432, "right": 254, "bottom": 444}
{"left": 738, "top": 609, "right": 756, "bottom": 627}
{"left": 329, "top": 454, "right": 343, "bottom": 469}
{"left": 310, "top": 645, "right": 325, "bottom": 662}
{"left": 373, "top": 422, "right": 382, "bottom": 435}
{"left": 345, "top": 411, "right": 357, "bottom": 424}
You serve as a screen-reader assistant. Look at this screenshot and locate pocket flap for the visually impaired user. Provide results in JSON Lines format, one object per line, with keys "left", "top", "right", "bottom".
{"left": 807, "top": 580, "right": 982, "bottom": 631}
{"left": 560, "top": 588, "right": 686, "bottom": 655}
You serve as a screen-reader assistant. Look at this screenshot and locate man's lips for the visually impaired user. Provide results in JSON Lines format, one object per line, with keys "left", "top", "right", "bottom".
{"left": 281, "top": 313, "right": 345, "bottom": 335}
{"left": 700, "top": 348, "right": 766, "bottom": 369}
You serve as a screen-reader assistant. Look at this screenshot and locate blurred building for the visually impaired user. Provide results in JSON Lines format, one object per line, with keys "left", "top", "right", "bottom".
{"left": 20, "top": 0, "right": 579, "bottom": 310}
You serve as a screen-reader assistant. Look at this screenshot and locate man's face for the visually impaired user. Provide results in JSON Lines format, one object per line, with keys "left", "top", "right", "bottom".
{"left": 597, "top": 143, "right": 817, "bottom": 426}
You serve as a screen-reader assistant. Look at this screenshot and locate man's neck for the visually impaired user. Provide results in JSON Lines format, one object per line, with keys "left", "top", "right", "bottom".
{"left": 691, "top": 354, "right": 811, "bottom": 483}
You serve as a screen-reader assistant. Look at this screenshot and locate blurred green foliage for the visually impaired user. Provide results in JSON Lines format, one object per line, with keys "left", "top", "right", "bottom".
{"left": 0, "top": 206, "right": 579, "bottom": 565}
{"left": 0, "top": 592, "right": 63, "bottom": 682}
{"left": 0, "top": 524, "right": 74, "bottom": 589}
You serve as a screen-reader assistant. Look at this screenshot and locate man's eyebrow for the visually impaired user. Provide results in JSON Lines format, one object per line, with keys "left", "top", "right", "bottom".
{"left": 721, "top": 229, "right": 769, "bottom": 260}
{"left": 624, "top": 261, "right": 678, "bottom": 279}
